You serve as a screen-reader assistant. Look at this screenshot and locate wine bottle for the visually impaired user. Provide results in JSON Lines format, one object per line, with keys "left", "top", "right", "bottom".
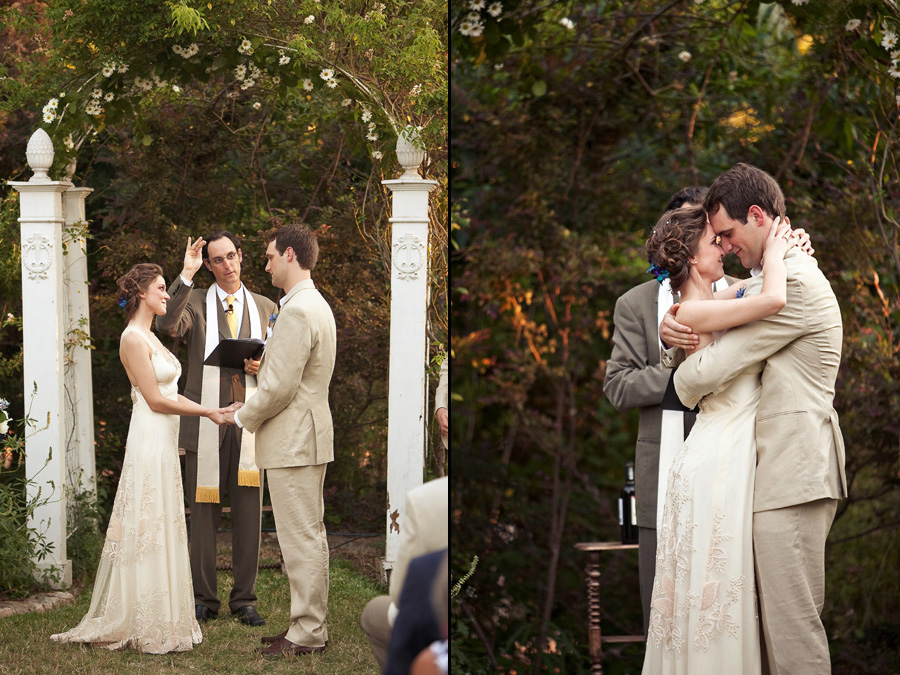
{"left": 618, "top": 462, "right": 638, "bottom": 545}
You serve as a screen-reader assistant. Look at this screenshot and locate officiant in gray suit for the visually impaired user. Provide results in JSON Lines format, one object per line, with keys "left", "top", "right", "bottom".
{"left": 157, "top": 231, "right": 276, "bottom": 627}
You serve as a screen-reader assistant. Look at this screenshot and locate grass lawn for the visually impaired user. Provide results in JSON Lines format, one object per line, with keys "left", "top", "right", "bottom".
{"left": 0, "top": 559, "right": 384, "bottom": 674}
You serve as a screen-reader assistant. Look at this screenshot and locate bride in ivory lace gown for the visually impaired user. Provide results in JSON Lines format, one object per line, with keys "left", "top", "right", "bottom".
{"left": 639, "top": 208, "right": 798, "bottom": 675}
{"left": 52, "top": 264, "right": 231, "bottom": 654}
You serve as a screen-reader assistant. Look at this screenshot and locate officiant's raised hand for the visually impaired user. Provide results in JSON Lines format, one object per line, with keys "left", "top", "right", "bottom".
{"left": 179, "top": 236, "right": 207, "bottom": 282}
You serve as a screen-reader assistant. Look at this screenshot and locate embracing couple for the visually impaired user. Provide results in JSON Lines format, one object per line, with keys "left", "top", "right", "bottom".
{"left": 637, "top": 164, "right": 846, "bottom": 674}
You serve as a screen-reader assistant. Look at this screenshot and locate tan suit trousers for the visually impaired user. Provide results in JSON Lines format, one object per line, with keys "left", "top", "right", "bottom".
{"left": 268, "top": 464, "right": 330, "bottom": 647}
{"left": 360, "top": 594, "right": 392, "bottom": 669}
{"left": 754, "top": 498, "right": 837, "bottom": 675}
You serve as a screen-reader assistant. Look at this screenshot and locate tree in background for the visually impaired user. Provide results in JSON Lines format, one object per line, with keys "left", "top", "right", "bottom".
{"left": 452, "top": 1, "right": 900, "bottom": 672}
{"left": 0, "top": 0, "right": 448, "bottom": 585}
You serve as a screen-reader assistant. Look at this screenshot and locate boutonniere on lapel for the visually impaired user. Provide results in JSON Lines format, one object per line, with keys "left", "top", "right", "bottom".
{"left": 268, "top": 311, "right": 278, "bottom": 330}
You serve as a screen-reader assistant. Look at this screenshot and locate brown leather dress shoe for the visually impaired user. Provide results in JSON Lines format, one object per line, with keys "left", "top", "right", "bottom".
{"left": 256, "top": 637, "right": 326, "bottom": 657}
{"left": 260, "top": 629, "right": 288, "bottom": 644}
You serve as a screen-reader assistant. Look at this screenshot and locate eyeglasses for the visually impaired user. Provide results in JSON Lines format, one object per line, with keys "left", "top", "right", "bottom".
{"left": 208, "top": 251, "right": 239, "bottom": 266}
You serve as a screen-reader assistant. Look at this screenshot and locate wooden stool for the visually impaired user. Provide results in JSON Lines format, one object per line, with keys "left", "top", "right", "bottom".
{"left": 575, "top": 542, "right": 645, "bottom": 674}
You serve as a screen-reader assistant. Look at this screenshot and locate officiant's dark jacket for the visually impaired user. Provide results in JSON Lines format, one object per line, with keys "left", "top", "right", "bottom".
{"left": 156, "top": 275, "right": 276, "bottom": 452}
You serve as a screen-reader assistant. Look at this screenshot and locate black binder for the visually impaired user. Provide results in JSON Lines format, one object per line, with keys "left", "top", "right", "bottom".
{"left": 202, "top": 338, "right": 265, "bottom": 369}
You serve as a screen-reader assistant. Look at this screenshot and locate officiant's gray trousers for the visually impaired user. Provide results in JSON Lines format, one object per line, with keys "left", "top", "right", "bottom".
{"left": 185, "top": 426, "right": 263, "bottom": 614}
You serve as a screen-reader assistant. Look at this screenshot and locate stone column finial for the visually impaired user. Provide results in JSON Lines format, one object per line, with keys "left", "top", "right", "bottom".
{"left": 26, "top": 128, "right": 55, "bottom": 184}
{"left": 395, "top": 126, "right": 426, "bottom": 179}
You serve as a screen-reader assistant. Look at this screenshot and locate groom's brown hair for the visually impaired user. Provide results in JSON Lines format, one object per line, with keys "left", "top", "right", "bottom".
{"left": 704, "top": 163, "right": 786, "bottom": 223}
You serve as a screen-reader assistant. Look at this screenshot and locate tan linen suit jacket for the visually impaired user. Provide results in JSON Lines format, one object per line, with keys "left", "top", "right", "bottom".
{"left": 603, "top": 280, "right": 672, "bottom": 529}
{"left": 674, "top": 249, "right": 847, "bottom": 512}
{"left": 237, "top": 278, "right": 337, "bottom": 468}
{"left": 156, "top": 276, "right": 276, "bottom": 452}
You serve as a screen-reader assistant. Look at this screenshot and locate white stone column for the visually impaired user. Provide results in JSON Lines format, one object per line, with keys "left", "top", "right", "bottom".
{"left": 8, "top": 129, "right": 73, "bottom": 588}
{"left": 382, "top": 128, "right": 438, "bottom": 571}
{"left": 62, "top": 170, "right": 96, "bottom": 496}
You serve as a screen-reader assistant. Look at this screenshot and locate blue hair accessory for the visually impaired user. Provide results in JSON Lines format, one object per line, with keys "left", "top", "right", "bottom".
{"left": 118, "top": 297, "right": 127, "bottom": 309}
{"left": 646, "top": 259, "right": 670, "bottom": 284}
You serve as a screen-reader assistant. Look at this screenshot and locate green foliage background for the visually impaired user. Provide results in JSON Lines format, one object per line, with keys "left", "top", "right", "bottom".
{"left": 452, "top": 1, "right": 900, "bottom": 673}
{"left": 0, "top": 0, "right": 448, "bottom": 592}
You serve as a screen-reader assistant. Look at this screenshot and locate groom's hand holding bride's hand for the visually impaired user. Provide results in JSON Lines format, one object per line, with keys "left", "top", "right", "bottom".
{"left": 207, "top": 408, "right": 229, "bottom": 425}
{"left": 222, "top": 401, "right": 243, "bottom": 426}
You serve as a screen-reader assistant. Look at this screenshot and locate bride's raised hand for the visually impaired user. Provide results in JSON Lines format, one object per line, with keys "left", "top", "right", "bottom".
{"left": 788, "top": 221, "right": 816, "bottom": 256}
{"left": 765, "top": 216, "right": 794, "bottom": 261}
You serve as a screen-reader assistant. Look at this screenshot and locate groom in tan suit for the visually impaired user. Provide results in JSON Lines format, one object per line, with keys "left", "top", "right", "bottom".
{"left": 227, "top": 224, "right": 337, "bottom": 657}
{"left": 664, "top": 164, "right": 846, "bottom": 675}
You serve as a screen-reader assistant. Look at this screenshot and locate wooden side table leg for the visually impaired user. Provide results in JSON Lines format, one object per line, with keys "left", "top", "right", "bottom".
{"left": 586, "top": 551, "right": 603, "bottom": 674}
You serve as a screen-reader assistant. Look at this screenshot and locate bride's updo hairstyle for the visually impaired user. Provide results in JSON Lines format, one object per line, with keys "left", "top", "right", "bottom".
{"left": 646, "top": 206, "right": 708, "bottom": 290}
{"left": 116, "top": 263, "right": 164, "bottom": 321}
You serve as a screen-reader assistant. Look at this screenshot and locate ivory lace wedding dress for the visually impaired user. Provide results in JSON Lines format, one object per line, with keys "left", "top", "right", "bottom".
{"left": 641, "top": 362, "right": 762, "bottom": 675}
{"left": 52, "top": 327, "right": 202, "bottom": 653}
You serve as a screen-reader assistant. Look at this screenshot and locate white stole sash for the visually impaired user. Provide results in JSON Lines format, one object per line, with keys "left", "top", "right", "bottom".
{"left": 196, "top": 285, "right": 263, "bottom": 503}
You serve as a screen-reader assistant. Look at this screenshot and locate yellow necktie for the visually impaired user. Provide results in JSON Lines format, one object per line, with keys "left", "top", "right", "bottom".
{"left": 225, "top": 295, "right": 237, "bottom": 338}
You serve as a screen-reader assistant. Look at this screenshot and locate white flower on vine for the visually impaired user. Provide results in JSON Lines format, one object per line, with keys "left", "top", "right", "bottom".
{"left": 234, "top": 64, "right": 247, "bottom": 80}
{"left": 64, "top": 135, "right": 74, "bottom": 150}
{"left": 361, "top": 109, "right": 372, "bottom": 122}
{"left": 92, "top": 87, "right": 103, "bottom": 98}
{"left": 302, "top": 78, "right": 314, "bottom": 91}
{"left": 238, "top": 38, "right": 254, "bottom": 55}
{"left": 240, "top": 79, "right": 256, "bottom": 90}
{"left": 342, "top": 98, "right": 352, "bottom": 106}
{"left": 42, "top": 110, "right": 55, "bottom": 123}
{"left": 102, "top": 64, "right": 115, "bottom": 77}
{"left": 883, "top": 31, "right": 898, "bottom": 50}
{"left": 459, "top": 18, "right": 484, "bottom": 37}
{"left": 171, "top": 85, "right": 181, "bottom": 93}
{"left": 679, "top": 50, "right": 692, "bottom": 62}
{"left": 469, "top": 0, "right": 485, "bottom": 9}
{"left": 272, "top": 75, "right": 281, "bottom": 85}
{"left": 46, "top": 98, "right": 59, "bottom": 109}
{"left": 117, "top": 62, "right": 129, "bottom": 73}
{"left": 85, "top": 101, "right": 103, "bottom": 116}
{"left": 367, "top": 132, "right": 378, "bottom": 141}
{"left": 320, "top": 68, "right": 334, "bottom": 80}
{"left": 368, "top": 122, "right": 376, "bottom": 131}
{"left": 304, "top": 15, "right": 315, "bottom": 24}
{"left": 845, "top": 19, "right": 861, "bottom": 31}
{"left": 372, "top": 150, "right": 383, "bottom": 160}
{"left": 467, "top": 11, "right": 481, "bottom": 23}
{"left": 560, "top": 17, "right": 575, "bottom": 30}
{"left": 410, "top": 84, "right": 422, "bottom": 96}
{"left": 59, "top": 91, "right": 66, "bottom": 97}
{"left": 487, "top": 2, "right": 502, "bottom": 17}
{"left": 889, "top": 64, "right": 900, "bottom": 79}
{"left": 326, "top": 78, "right": 338, "bottom": 88}
{"left": 279, "top": 52, "right": 291, "bottom": 65}
{"left": 790, "top": 0, "right": 808, "bottom": 5}
{"left": 253, "top": 101, "right": 261, "bottom": 109}
{"left": 104, "top": 92, "right": 115, "bottom": 101}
